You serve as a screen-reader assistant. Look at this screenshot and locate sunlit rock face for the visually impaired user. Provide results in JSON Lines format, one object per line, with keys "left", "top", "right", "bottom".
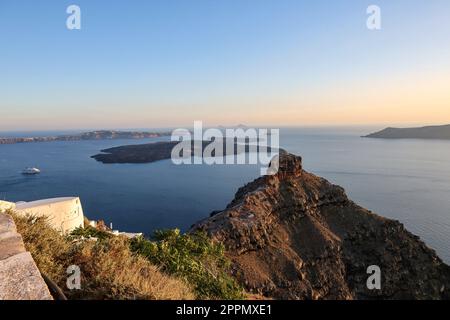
{"left": 192, "top": 152, "right": 450, "bottom": 300}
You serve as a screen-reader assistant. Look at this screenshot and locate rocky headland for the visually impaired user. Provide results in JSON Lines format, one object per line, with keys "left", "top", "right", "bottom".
{"left": 191, "top": 152, "right": 450, "bottom": 299}
{"left": 364, "top": 124, "right": 450, "bottom": 140}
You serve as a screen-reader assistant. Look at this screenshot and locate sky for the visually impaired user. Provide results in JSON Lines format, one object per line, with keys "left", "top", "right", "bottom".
{"left": 1, "top": 0, "right": 450, "bottom": 131}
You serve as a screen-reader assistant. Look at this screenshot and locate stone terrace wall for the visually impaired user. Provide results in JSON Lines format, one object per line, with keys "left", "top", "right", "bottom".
{"left": 0, "top": 212, "right": 53, "bottom": 300}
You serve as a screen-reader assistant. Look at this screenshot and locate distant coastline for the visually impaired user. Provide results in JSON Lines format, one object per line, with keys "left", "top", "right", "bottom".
{"left": 363, "top": 124, "right": 450, "bottom": 140}
{"left": 0, "top": 130, "right": 171, "bottom": 145}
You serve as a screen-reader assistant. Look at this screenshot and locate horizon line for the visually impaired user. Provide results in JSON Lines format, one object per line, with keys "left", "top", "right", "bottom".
{"left": 2, "top": 122, "right": 450, "bottom": 134}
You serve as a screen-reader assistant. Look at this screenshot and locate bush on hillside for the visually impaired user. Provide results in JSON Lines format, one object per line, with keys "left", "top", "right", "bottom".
{"left": 69, "top": 225, "right": 112, "bottom": 241}
{"left": 130, "top": 229, "right": 244, "bottom": 300}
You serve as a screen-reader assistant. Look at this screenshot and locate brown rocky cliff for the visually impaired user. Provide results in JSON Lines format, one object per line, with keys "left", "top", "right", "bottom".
{"left": 192, "top": 153, "right": 450, "bottom": 300}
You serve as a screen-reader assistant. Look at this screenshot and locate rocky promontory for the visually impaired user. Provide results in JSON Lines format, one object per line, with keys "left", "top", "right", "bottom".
{"left": 192, "top": 152, "right": 450, "bottom": 300}
{"left": 364, "top": 124, "right": 450, "bottom": 140}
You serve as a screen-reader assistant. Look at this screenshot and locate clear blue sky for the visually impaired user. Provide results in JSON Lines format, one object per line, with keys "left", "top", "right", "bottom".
{"left": 1, "top": 0, "right": 450, "bottom": 130}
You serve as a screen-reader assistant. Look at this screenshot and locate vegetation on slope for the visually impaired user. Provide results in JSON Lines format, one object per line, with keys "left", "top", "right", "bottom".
{"left": 10, "top": 211, "right": 243, "bottom": 300}
{"left": 130, "top": 229, "right": 244, "bottom": 299}
{"left": 10, "top": 212, "right": 194, "bottom": 300}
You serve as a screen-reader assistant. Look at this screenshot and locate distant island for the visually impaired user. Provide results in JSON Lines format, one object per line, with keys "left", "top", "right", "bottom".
{"left": 0, "top": 130, "right": 171, "bottom": 145}
{"left": 92, "top": 141, "right": 180, "bottom": 164}
{"left": 363, "top": 124, "right": 450, "bottom": 140}
{"left": 92, "top": 140, "right": 280, "bottom": 164}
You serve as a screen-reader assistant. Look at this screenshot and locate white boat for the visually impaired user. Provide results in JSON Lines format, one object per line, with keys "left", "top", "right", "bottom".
{"left": 22, "top": 167, "right": 41, "bottom": 175}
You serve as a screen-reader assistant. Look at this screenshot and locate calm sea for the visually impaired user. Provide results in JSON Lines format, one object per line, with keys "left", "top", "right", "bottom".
{"left": 1, "top": 127, "right": 449, "bottom": 263}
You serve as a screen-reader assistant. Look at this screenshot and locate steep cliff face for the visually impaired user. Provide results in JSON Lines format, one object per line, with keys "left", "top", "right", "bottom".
{"left": 192, "top": 152, "right": 450, "bottom": 300}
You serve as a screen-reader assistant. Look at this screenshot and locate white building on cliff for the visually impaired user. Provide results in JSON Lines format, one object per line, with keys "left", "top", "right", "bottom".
{"left": 0, "top": 197, "right": 84, "bottom": 234}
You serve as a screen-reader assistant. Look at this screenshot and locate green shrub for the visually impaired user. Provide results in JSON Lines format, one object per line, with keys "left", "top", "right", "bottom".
{"left": 69, "top": 225, "right": 112, "bottom": 241}
{"left": 130, "top": 229, "right": 244, "bottom": 300}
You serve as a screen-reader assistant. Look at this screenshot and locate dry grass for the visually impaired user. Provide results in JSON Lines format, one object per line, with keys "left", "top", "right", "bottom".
{"left": 10, "top": 211, "right": 194, "bottom": 300}
{"left": 68, "top": 237, "right": 194, "bottom": 300}
{"left": 11, "top": 211, "right": 71, "bottom": 284}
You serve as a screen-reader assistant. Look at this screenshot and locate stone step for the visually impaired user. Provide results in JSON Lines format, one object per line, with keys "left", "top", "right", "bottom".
{"left": 0, "top": 213, "right": 16, "bottom": 234}
{"left": 0, "top": 231, "right": 26, "bottom": 260}
{"left": 0, "top": 252, "right": 53, "bottom": 300}
{"left": 0, "top": 213, "right": 53, "bottom": 300}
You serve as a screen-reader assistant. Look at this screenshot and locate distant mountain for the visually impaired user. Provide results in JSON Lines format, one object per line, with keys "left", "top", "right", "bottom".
{"left": 0, "top": 130, "right": 171, "bottom": 145}
{"left": 364, "top": 124, "right": 450, "bottom": 140}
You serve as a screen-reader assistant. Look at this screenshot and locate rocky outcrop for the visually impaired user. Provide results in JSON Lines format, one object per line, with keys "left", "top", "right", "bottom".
{"left": 364, "top": 124, "right": 450, "bottom": 140}
{"left": 0, "top": 213, "right": 53, "bottom": 300}
{"left": 192, "top": 152, "right": 450, "bottom": 300}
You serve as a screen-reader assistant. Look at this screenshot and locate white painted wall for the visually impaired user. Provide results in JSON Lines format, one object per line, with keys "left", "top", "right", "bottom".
{"left": 14, "top": 197, "right": 84, "bottom": 234}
